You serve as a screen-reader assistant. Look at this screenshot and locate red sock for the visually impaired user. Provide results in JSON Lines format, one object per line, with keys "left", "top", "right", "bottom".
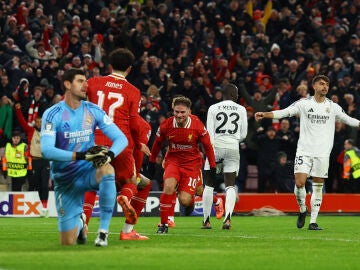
{"left": 160, "top": 193, "right": 173, "bottom": 225}
{"left": 213, "top": 194, "right": 218, "bottom": 204}
{"left": 120, "top": 183, "right": 138, "bottom": 201}
{"left": 131, "top": 181, "right": 152, "bottom": 217}
{"left": 83, "top": 191, "right": 97, "bottom": 225}
{"left": 41, "top": 200, "right": 48, "bottom": 209}
{"left": 169, "top": 192, "right": 177, "bottom": 217}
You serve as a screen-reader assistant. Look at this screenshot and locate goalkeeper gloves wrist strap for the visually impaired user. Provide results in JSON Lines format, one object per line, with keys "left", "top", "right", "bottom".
{"left": 75, "top": 152, "right": 86, "bottom": 160}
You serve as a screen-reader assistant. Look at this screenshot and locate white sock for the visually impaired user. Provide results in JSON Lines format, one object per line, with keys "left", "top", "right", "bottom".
{"left": 168, "top": 216, "right": 174, "bottom": 222}
{"left": 294, "top": 185, "right": 307, "bottom": 213}
{"left": 77, "top": 215, "right": 84, "bottom": 236}
{"left": 202, "top": 185, "right": 213, "bottom": 222}
{"left": 122, "top": 223, "right": 134, "bottom": 233}
{"left": 310, "top": 183, "right": 323, "bottom": 224}
{"left": 224, "top": 186, "right": 236, "bottom": 222}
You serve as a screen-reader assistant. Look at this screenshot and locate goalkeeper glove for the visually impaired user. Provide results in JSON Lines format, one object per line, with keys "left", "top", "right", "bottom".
{"left": 92, "top": 151, "right": 115, "bottom": 168}
{"left": 76, "top": 145, "right": 109, "bottom": 161}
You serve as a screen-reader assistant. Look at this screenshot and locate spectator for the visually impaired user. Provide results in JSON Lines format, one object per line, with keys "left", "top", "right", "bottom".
{"left": 0, "top": 74, "right": 13, "bottom": 99}
{"left": 2, "top": 130, "right": 30, "bottom": 191}
{"left": 276, "top": 118, "right": 297, "bottom": 161}
{"left": 25, "top": 40, "right": 57, "bottom": 61}
{"left": 239, "top": 83, "right": 277, "bottom": 113}
{"left": 146, "top": 84, "right": 162, "bottom": 112}
{"left": 0, "top": 94, "right": 14, "bottom": 147}
{"left": 329, "top": 121, "right": 349, "bottom": 193}
{"left": 14, "top": 103, "right": 50, "bottom": 217}
{"left": 342, "top": 139, "right": 360, "bottom": 193}
{"left": 255, "top": 126, "right": 281, "bottom": 192}
{"left": 67, "top": 32, "right": 82, "bottom": 57}
{"left": 295, "top": 83, "right": 310, "bottom": 101}
{"left": 24, "top": 86, "right": 48, "bottom": 127}
{"left": 243, "top": 106, "right": 260, "bottom": 167}
{"left": 274, "top": 151, "right": 295, "bottom": 193}
{"left": 281, "top": 59, "right": 302, "bottom": 88}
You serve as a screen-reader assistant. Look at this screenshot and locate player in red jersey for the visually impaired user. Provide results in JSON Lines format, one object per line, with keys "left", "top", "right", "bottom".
{"left": 84, "top": 48, "right": 148, "bottom": 240}
{"left": 129, "top": 115, "right": 153, "bottom": 235}
{"left": 148, "top": 96, "right": 217, "bottom": 234}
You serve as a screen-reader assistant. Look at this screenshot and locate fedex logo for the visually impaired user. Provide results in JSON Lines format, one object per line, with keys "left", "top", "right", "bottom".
{"left": 0, "top": 194, "right": 40, "bottom": 216}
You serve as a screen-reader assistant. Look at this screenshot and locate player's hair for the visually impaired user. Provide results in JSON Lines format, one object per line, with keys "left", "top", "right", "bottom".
{"left": 109, "top": 48, "right": 135, "bottom": 71}
{"left": 223, "top": 83, "right": 238, "bottom": 101}
{"left": 61, "top": 68, "right": 85, "bottom": 91}
{"left": 312, "top": 74, "right": 330, "bottom": 85}
{"left": 171, "top": 96, "right": 192, "bottom": 109}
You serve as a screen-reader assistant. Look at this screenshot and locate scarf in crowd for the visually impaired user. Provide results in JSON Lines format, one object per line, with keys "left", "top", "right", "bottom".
{"left": 27, "top": 99, "right": 39, "bottom": 127}
{"left": 13, "top": 80, "right": 29, "bottom": 102}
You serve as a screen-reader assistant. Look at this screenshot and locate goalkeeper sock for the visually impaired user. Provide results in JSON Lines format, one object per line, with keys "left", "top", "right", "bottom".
{"left": 131, "top": 181, "right": 152, "bottom": 217}
{"left": 310, "top": 183, "right": 323, "bottom": 224}
{"left": 160, "top": 193, "right": 173, "bottom": 225}
{"left": 98, "top": 174, "right": 116, "bottom": 232}
{"left": 77, "top": 213, "right": 84, "bottom": 236}
{"left": 83, "top": 191, "right": 97, "bottom": 225}
{"left": 294, "top": 185, "right": 307, "bottom": 213}
{"left": 224, "top": 186, "right": 236, "bottom": 223}
{"left": 202, "top": 185, "right": 213, "bottom": 223}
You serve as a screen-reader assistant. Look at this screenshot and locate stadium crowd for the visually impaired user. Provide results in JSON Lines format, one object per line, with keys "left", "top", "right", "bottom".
{"left": 0, "top": 0, "right": 359, "bottom": 193}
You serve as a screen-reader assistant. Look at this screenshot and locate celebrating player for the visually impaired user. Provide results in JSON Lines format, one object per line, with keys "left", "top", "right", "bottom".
{"left": 85, "top": 48, "right": 149, "bottom": 240}
{"left": 148, "top": 96, "right": 217, "bottom": 234}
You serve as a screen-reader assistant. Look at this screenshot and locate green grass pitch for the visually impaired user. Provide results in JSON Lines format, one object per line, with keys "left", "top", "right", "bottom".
{"left": 1, "top": 215, "right": 360, "bottom": 270}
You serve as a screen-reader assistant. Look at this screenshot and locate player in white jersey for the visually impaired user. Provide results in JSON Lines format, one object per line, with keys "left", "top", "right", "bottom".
{"left": 203, "top": 84, "right": 248, "bottom": 229}
{"left": 255, "top": 75, "right": 360, "bottom": 230}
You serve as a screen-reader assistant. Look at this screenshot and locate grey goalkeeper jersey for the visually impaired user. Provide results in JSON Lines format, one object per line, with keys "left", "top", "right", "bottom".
{"left": 273, "top": 97, "right": 360, "bottom": 157}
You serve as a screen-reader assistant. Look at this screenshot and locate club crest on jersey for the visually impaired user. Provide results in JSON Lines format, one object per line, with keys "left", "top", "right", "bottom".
{"left": 42, "top": 122, "right": 55, "bottom": 136}
{"left": 85, "top": 116, "right": 92, "bottom": 126}
{"left": 45, "top": 122, "right": 52, "bottom": 131}
{"left": 188, "top": 134, "right": 193, "bottom": 142}
{"left": 326, "top": 107, "right": 330, "bottom": 114}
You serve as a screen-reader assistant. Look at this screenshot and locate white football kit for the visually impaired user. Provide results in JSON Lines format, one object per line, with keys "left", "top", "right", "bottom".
{"left": 273, "top": 97, "right": 360, "bottom": 177}
{"left": 204, "top": 100, "right": 248, "bottom": 173}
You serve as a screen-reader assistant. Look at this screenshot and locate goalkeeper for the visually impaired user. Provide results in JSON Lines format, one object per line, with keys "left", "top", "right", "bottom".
{"left": 40, "top": 68, "right": 128, "bottom": 247}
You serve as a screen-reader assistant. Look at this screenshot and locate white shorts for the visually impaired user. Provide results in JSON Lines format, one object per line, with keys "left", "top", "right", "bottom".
{"left": 204, "top": 147, "right": 240, "bottom": 175}
{"left": 294, "top": 155, "right": 329, "bottom": 178}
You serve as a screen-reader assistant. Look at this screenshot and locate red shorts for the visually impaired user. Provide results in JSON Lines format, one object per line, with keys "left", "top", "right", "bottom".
{"left": 111, "top": 147, "right": 136, "bottom": 185}
{"left": 163, "top": 161, "right": 203, "bottom": 196}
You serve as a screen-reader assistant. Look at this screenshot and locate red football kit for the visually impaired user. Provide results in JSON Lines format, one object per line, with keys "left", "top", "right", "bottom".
{"left": 87, "top": 73, "right": 141, "bottom": 182}
{"left": 150, "top": 114, "right": 216, "bottom": 195}
{"left": 132, "top": 115, "right": 152, "bottom": 178}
